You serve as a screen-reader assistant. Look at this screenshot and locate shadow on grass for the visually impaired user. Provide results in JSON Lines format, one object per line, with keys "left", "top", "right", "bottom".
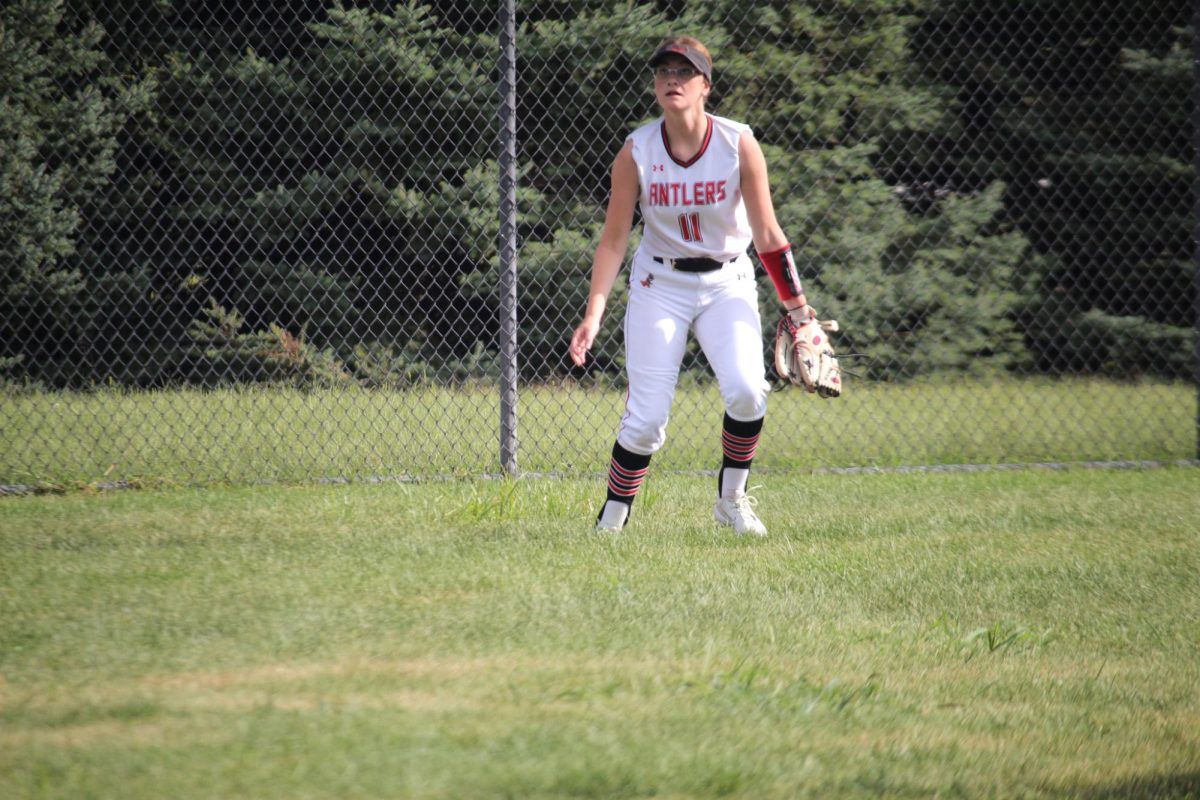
{"left": 1062, "top": 771, "right": 1200, "bottom": 799}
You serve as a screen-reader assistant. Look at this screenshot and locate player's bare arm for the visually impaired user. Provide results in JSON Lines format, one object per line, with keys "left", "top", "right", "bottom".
{"left": 570, "top": 141, "right": 639, "bottom": 367}
{"left": 739, "top": 132, "right": 787, "bottom": 251}
{"left": 740, "top": 131, "right": 808, "bottom": 314}
{"left": 740, "top": 133, "right": 843, "bottom": 397}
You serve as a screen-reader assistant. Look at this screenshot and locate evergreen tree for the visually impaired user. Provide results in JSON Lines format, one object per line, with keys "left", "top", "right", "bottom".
{"left": 911, "top": 0, "right": 1193, "bottom": 377}
{"left": 13, "top": 0, "right": 1176, "bottom": 387}
{"left": 60, "top": 0, "right": 508, "bottom": 386}
{"left": 0, "top": 0, "right": 152, "bottom": 385}
{"left": 495, "top": 0, "right": 1032, "bottom": 380}
{"left": 705, "top": 0, "right": 1031, "bottom": 378}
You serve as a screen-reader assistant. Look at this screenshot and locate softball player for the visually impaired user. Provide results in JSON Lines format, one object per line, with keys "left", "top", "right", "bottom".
{"left": 569, "top": 35, "right": 816, "bottom": 535}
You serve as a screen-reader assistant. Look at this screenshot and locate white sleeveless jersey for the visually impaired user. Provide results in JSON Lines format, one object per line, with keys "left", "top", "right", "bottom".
{"left": 627, "top": 113, "right": 753, "bottom": 262}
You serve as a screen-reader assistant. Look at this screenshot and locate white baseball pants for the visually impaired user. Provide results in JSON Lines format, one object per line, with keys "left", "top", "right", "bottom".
{"left": 617, "top": 252, "right": 770, "bottom": 456}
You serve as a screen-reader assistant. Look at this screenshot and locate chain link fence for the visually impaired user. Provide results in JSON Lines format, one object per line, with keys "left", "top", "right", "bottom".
{"left": 1, "top": 0, "right": 1196, "bottom": 488}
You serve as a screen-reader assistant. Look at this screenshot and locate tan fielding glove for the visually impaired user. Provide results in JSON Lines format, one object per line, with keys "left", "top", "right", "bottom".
{"left": 775, "top": 306, "right": 842, "bottom": 398}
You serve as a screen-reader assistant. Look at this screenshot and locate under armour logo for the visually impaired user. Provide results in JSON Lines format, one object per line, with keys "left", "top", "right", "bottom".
{"left": 640, "top": 273, "right": 655, "bottom": 288}
{"left": 651, "top": 164, "right": 665, "bottom": 172}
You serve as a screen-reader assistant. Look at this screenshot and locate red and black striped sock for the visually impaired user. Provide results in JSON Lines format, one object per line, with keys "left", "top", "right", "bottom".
{"left": 603, "top": 441, "right": 652, "bottom": 513}
{"left": 719, "top": 413, "right": 763, "bottom": 498}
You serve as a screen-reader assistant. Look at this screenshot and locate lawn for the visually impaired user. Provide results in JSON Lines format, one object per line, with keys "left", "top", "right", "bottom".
{"left": 1, "top": 467, "right": 1198, "bottom": 798}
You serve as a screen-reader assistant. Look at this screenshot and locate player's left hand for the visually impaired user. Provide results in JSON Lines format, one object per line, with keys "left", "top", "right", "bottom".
{"left": 775, "top": 306, "right": 842, "bottom": 398}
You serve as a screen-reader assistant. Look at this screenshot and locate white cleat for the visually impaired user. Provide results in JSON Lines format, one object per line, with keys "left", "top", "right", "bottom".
{"left": 594, "top": 518, "right": 624, "bottom": 534}
{"left": 594, "top": 500, "right": 629, "bottom": 534}
{"left": 713, "top": 493, "right": 767, "bottom": 537}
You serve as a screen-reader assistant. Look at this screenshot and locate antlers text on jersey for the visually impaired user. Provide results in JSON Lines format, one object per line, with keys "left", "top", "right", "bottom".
{"left": 647, "top": 178, "right": 728, "bottom": 207}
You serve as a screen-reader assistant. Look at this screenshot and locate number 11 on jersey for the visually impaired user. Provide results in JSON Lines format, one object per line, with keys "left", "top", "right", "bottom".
{"left": 678, "top": 212, "right": 702, "bottom": 242}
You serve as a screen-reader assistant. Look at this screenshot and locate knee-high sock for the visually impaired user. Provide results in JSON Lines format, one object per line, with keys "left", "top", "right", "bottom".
{"left": 598, "top": 441, "right": 652, "bottom": 526}
{"left": 718, "top": 413, "right": 763, "bottom": 499}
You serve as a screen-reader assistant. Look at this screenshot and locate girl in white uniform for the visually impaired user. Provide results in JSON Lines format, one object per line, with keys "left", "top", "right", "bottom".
{"left": 569, "top": 36, "right": 819, "bottom": 535}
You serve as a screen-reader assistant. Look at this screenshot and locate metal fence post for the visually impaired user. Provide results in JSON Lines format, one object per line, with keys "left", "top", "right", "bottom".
{"left": 498, "top": 0, "right": 520, "bottom": 476}
{"left": 1194, "top": 3, "right": 1200, "bottom": 460}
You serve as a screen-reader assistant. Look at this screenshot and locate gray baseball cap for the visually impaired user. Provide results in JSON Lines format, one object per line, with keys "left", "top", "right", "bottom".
{"left": 648, "top": 42, "right": 712, "bottom": 81}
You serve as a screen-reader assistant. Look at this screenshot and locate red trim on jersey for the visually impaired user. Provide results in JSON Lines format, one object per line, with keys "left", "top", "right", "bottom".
{"left": 660, "top": 115, "right": 714, "bottom": 168}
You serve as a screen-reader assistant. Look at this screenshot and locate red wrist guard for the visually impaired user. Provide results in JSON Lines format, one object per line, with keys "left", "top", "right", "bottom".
{"left": 758, "top": 244, "right": 803, "bottom": 301}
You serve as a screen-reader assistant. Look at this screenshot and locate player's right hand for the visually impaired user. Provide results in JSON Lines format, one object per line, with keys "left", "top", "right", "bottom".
{"left": 569, "top": 318, "right": 599, "bottom": 367}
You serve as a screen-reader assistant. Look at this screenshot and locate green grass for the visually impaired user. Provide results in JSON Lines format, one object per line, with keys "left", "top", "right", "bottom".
{"left": 1, "top": 377, "right": 1195, "bottom": 487}
{"left": 1, "top": 468, "right": 1198, "bottom": 798}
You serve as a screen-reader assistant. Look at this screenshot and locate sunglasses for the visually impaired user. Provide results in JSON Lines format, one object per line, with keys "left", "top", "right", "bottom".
{"left": 652, "top": 65, "right": 702, "bottom": 81}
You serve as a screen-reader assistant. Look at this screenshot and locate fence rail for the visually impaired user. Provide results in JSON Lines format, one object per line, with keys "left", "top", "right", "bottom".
{"left": 1, "top": 0, "right": 1196, "bottom": 487}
